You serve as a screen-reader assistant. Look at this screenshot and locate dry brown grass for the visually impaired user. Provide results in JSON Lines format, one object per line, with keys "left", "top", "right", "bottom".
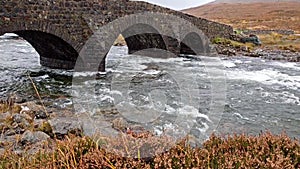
{"left": 113, "top": 35, "right": 126, "bottom": 46}
{"left": 0, "top": 132, "right": 299, "bottom": 168}
{"left": 183, "top": 2, "right": 300, "bottom": 33}
{"left": 1, "top": 101, "right": 300, "bottom": 168}
{"left": 259, "top": 33, "right": 300, "bottom": 52}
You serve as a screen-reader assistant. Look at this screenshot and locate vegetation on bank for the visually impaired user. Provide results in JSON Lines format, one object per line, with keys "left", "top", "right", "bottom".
{"left": 1, "top": 100, "right": 300, "bottom": 168}
{"left": 0, "top": 132, "right": 299, "bottom": 168}
{"left": 212, "top": 31, "right": 300, "bottom": 55}
{"left": 113, "top": 30, "right": 300, "bottom": 55}
{"left": 183, "top": 1, "right": 300, "bottom": 33}
{"left": 259, "top": 33, "right": 300, "bottom": 52}
{"left": 212, "top": 37, "right": 255, "bottom": 51}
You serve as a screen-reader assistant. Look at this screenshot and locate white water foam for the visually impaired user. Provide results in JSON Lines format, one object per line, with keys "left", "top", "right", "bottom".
{"left": 226, "top": 69, "right": 300, "bottom": 90}
{"left": 222, "top": 60, "right": 237, "bottom": 68}
{"left": 271, "top": 61, "right": 300, "bottom": 71}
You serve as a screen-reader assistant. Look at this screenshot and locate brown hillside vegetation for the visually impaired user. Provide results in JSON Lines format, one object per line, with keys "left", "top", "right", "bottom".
{"left": 183, "top": 2, "right": 300, "bottom": 33}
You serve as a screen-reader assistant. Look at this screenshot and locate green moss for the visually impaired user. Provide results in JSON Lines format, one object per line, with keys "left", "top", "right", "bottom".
{"left": 38, "top": 121, "right": 53, "bottom": 137}
{"left": 212, "top": 37, "right": 254, "bottom": 51}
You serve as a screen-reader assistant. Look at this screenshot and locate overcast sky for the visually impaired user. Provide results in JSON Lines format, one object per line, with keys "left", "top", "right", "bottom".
{"left": 137, "top": 0, "right": 215, "bottom": 10}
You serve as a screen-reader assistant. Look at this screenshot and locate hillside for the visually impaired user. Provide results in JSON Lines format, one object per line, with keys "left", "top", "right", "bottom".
{"left": 212, "top": 0, "right": 300, "bottom": 3}
{"left": 182, "top": 1, "right": 300, "bottom": 32}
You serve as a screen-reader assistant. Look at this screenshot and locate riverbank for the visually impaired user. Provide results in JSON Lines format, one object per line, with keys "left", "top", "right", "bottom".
{"left": 113, "top": 33, "right": 300, "bottom": 62}
{"left": 212, "top": 33, "right": 300, "bottom": 62}
{"left": 1, "top": 100, "right": 300, "bottom": 168}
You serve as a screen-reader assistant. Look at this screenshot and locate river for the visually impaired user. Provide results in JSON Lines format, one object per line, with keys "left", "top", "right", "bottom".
{"left": 0, "top": 34, "right": 299, "bottom": 141}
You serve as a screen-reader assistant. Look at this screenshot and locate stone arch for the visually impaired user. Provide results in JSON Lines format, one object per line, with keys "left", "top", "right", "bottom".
{"left": 77, "top": 12, "right": 211, "bottom": 72}
{"left": 0, "top": 20, "right": 80, "bottom": 69}
{"left": 180, "top": 32, "right": 209, "bottom": 55}
{"left": 90, "top": 23, "right": 168, "bottom": 72}
{"left": 121, "top": 23, "right": 167, "bottom": 54}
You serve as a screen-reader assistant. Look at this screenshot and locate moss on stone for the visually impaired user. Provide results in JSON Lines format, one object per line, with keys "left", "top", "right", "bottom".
{"left": 38, "top": 121, "right": 53, "bottom": 137}
{"left": 213, "top": 37, "right": 254, "bottom": 51}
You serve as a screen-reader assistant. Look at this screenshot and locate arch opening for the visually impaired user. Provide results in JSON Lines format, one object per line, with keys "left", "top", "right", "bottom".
{"left": 14, "top": 30, "right": 78, "bottom": 70}
{"left": 100, "top": 23, "right": 168, "bottom": 72}
{"left": 121, "top": 23, "right": 167, "bottom": 54}
{"left": 0, "top": 32, "right": 73, "bottom": 101}
{"left": 180, "top": 32, "right": 207, "bottom": 55}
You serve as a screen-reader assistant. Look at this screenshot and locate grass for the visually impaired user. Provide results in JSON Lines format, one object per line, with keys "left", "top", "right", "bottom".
{"left": 183, "top": 2, "right": 300, "bottom": 33}
{"left": 212, "top": 37, "right": 255, "bottom": 51}
{"left": 212, "top": 33, "right": 300, "bottom": 53}
{"left": 0, "top": 100, "right": 300, "bottom": 168}
{"left": 1, "top": 100, "right": 300, "bottom": 168}
{"left": 0, "top": 132, "right": 299, "bottom": 168}
{"left": 184, "top": 1, "right": 300, "bottom": 52}
{"left": 259, "top": 33, "right": 300, "bottom": 52}
{"left": 113, "top": 35, "right": 126, "bottom": 46}
{"left": 27, "top": 74, "right": 49, "bottom": 117}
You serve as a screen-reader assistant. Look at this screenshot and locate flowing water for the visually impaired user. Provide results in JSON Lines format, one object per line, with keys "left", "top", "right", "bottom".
{"left": 0, "top": 35, "right": 299, "bottom": 140}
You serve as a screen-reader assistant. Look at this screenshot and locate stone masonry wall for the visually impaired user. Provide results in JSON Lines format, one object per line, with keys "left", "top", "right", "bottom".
{"left": 0, "top": 0, "right": 233, "bottom": 70}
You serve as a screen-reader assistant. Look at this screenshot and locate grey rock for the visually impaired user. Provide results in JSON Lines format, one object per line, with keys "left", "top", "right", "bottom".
{"left": 240, "top": 35, "right": 262, "bottom": 46}
{"left": 5, "top": 127, "right": 25, "bottom": 136}
{"left": 0, "top": 112, "right": 10, "bottom": 120}
{"left": 77, "top": 113, "right": 119, "bottom": 138}
{"left": 112, "top": 117, "right": 129, "bottom": 132}
{"left": 34, "top": 110, "right": 48, "bottom": 119}
{"left": 12, "top": 113, "right": 32, "bottom": 124}
{"left": 14, "top": 94, "right": 26, "bottom": 104}
{"left": 49, "top": 117, "right": 83, "bottom": 138}
{"left": 21, "top": 130, "right": 50, "bottom": 145}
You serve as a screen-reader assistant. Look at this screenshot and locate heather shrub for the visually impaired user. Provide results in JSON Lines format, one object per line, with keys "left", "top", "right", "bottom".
{"left": 0, "top": 132, "right": 299, "bottom": 168}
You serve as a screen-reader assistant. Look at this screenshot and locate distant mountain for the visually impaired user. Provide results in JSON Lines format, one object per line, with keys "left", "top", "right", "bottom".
{"left": 182, "top": 1, "right": 300, "bottom": 32}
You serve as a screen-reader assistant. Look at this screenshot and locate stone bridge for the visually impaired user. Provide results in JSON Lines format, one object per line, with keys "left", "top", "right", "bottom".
{"left": 0, "top": 0, "right": 233, "bottom": 71}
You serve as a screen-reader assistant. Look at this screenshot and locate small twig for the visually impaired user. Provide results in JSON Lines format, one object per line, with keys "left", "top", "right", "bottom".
{"left": 121, "top": 133, "right": 130, "bottom": 157}
{"left": 27, "top": 74, "right": 49, "bottom": 118}
{"left": 103, "top": 155, "right": 116, "bottom": 169}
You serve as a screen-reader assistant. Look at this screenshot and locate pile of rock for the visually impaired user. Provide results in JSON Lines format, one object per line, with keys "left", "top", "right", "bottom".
{"left": 0, "top": 99, "right": 84, "bottom": 154}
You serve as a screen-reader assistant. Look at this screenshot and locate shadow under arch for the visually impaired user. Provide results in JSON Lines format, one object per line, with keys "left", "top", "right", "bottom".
{"left": 121, "top": 23, "right": 167, "bottom": 54}
{"left": 0, "top": 21, "right": 80, "bottom": 70}
{"left": 77, "top": 12, "right": 211, "bottom": 72}
{"left": 96, "top": 23, "right": 169, "bottom": 72}
{"left": 14, "top": 30, "right": 79, "bottom": 69}
{"left": 180, "top": 32, "right": 209, "bottom": 55}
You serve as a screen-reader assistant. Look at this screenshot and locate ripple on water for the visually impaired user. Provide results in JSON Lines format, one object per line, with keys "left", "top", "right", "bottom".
{"left": 1, "top": 38, "right": 300, "bottom": 140}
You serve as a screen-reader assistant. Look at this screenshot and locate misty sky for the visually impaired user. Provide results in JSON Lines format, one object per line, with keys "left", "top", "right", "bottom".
{"left": 138, "top": 0, "right": 215, "bottom": 10}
